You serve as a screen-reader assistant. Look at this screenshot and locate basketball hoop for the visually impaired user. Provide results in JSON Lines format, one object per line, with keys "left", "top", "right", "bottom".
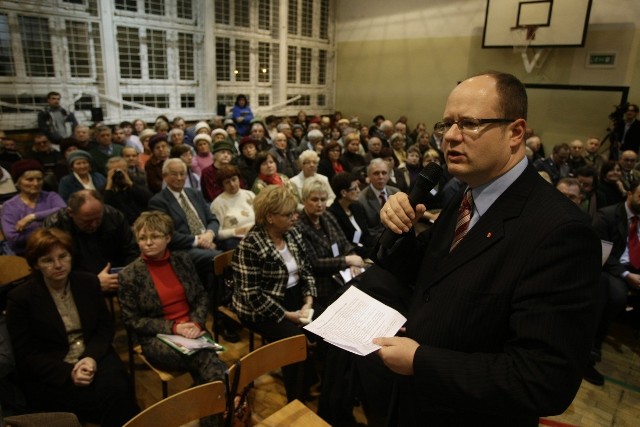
{"left": 509, "top": 25, "right": 549, "bottom": 74}
{"left": 510, "top": 25, "right": 539, "bottom": 53}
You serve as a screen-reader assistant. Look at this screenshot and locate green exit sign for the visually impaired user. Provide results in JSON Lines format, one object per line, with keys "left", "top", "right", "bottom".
{"left": 587, "top": 53, "right": 616, "bottom": 68}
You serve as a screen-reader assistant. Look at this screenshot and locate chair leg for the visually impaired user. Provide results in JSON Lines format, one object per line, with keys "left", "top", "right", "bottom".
{"left": 162, "top": 380, "right": 168, "bottom": 399}
{"left": 127, "top": 330, "right": 136, "bottom": 396}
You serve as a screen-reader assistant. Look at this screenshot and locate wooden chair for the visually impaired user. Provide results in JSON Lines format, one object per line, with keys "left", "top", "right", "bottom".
{"left": 0, "top": 255, "right": 31, "bottom": 311}
{"left": 122, "top": 380, "right": 226, "bottom": 427}
{"left": 226, "top": 334, "right": 308, "bottom": 426}
{"left": 126, "top": 329, "right": 187, "bottom": 399}
{"left": 213, "top": 250, "right": 259, "bottom": 351}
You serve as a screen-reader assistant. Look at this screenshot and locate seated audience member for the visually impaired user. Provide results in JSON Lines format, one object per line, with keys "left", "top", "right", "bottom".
{"left": 192, "top": 134, "right": 213, "bottom": 176}
{"left": 44, "top": 189, "right": 139, "bottom": 292}
{"left": 70, "top": 124, "right": 91, "bottom": 150}
{"left": 398, "top": 146, "right": 424, "bottom": 190}
{"left": 0, "top": 165, "right": 17, "bottom": 203}
{"left": 0, "top": 137, "right": 23, "bottom": 171}
{"left": 232, "top": 185, "right": 320, "bottom": 401}
{"left": 340, "top": 133, "right": 367, "bottom": 171}
{"left": 533, "top": 143, "right": 570, "bottom": 185}
{"left": 168, "top": 127, "right": 188, "bottom": 150}
{"left": 6, "top": 228, "right": 138, "bottom": 426}
{"left": 132, "top": 119, "right": 147, "bottom": 136}
{"left": 236, "top": 136, "right": 258, "bottom": 187}
{"left": 389, "top": 132, "right": 408, "bottom": 167}
{"left": 269, "top": 132, "right": 299, "bottom": 178}
{"left": 210, "top": 165, "right": 255, "bottom": 251}
{"left": 122, "top": 146, "right": 147, "bottom": 187}
{"left": 555, "top": 177, "right": 583, "bottom": 206}
{"left": 597, "top": 160, "right": 626, "bottom": 208}
{"left": 590, "top": 182, "right": 640, "bottom": 386}
{"left": 583, "top": 136, "right": 605, "bottom": 173}
{"left": 120, "top": 120, "right": 143, "bottom": 153}
{"left": 290, "top": 150, "right": 335, "bottom": 211}
{"left": 2, "top": 159, "right": 66, "bottom": 254}
{"left": 296, "top": 178, "right": 365, "bottom": 306}
{"left": 103, "top": 156, "right": 151, "bottom": 226}
{"left": 201, "top": 141, "right": 238, "bottom": 202}
{"left": 88, "top": 126, "right": 123, "bottom": 176}
{"left": 53, "top": 138, "right": 79, "bottom": 183}
{"left": 380, "top": 147, "right": 409, "bottom": 192}
{"left": 329, "top": 172, "right": 374, "bottom": 258}
{"left": 364, "top": 137, "right": 383, "bottom": 164}
{"left": 296, "top": 129, "right": 324, "bottom": 155}
{"left": 358, "top": 158, "right": 400, "bottom": 237}
{"left": 145, "top": 134, "right": 170, "bottom": 193}
{"left": 224, "top": 120, "right": 240, "bottom": 149}
{"left": 619, "top": 150, "right": 640, "bottom": 190}
{"left": 249, "top": 121, "right": 271, "bottom": 151}
{"left": 251, "top": 151, "right": 297, "bottom": 196}
{"left": 137, "top": 128, "right": 156, "bottom": 167}
{"left": 25, "top": 133, "right": 63, "bottom": 191}
{"left": 118, "top": 211, "right": 226, "bottom": 427}
{"left": 170, "top": 145, "right": 200, "bottom": 191}
{"left": 575, "top": 166, "right": 603, "bottom": 217}
{"left": 568, "top": 139, "right": 587, "bottom": 173}
{"left": 318, "top": 142, "right": 349, "bottom": 182}
{"left": 148, "top": 158, "right": 220, "bottom": 287}
{"left": 57, "top": 150, "right": 106, "bottom": 202}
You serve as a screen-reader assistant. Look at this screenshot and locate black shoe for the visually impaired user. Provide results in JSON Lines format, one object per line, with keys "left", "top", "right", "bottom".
{"left": 583, "top": 364, "right": 604, "bottom": 386}
{"left": 221, "top": 326, "right": 241, "bottom": 343}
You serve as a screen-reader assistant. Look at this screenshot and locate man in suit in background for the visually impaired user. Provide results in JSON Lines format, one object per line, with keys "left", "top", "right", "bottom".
{"left": 357, "top": 158, "right": 399, "bottom": 238}
{"left": 619, "top": 103, "right": 640, "bottom": 154}
{"left": 371, "top": 72, "right": 600, "bottom": 425}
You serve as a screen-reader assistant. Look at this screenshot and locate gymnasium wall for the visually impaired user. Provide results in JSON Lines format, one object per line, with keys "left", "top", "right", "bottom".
{"left": 334, "top": 0, "right": 640, "bottom": 149}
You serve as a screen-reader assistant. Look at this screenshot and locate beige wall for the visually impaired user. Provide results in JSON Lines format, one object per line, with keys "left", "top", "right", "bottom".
{"left": 335, "top": 1, "right": 640, "bottom": 152}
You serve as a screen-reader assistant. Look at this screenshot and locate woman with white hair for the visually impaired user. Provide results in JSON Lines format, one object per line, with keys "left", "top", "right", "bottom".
{"left": 290, "top": 150, "right": 335, "bottom": 210}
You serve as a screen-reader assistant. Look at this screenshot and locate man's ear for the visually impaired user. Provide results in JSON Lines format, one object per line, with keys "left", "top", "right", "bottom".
{"left": 509, "top": 119, "right": 527, "bottom": 149}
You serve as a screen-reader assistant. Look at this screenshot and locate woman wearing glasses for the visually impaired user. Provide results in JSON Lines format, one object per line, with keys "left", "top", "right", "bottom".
{"left": 232, "top": 185, "right": 319, "bottom": 402}
{"left": 328, "top": 172, "right": 374, "bottom": 258}
{"left": 6, "top": 228, "right": 139, "bottom": 427}
{"left": 118, "top": 211, "right": 226, "bottom": 417}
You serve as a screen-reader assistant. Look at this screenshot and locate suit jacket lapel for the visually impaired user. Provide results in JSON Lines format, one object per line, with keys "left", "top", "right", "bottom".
{"left": 422, "top": 167, "right": 534, "bottom": 288}
{"left": 34, "top": 280, "right": 68, "bottom": 343}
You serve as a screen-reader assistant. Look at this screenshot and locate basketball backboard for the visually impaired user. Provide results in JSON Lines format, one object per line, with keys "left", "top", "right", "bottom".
{"left": 482, "top": 0, "right": 592, "bottom": 48}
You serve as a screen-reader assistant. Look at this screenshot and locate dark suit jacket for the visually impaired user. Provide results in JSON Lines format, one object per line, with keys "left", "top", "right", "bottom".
{"left": 619, "top": 119, "right": 640, "bottom": 153}
{"left": 148, "top": 187, "right": 220, "bottom": 250}
{"left": 375, "top": 165, "right": 600, "bottom": 425}
{"left": 357, "top": 185, "right": 399, "bottom": 238}
{"left": 6, "top": 272, "right": 114, "bottom": 387}
{"left": 592, "top": 201, "right": 629, "bottom": 277}
{"left": 328, "top": 200, "right": 374, "bottom": 258}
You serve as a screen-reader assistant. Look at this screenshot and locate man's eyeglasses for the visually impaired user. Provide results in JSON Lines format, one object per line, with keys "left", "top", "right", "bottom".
{"left": 433, "top": 118, "right": 515, "bottom": 134}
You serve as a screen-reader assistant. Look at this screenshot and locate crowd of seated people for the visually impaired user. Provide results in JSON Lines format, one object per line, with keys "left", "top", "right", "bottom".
{"left": 2, "top": 104, "right": 640, "bottom": 424}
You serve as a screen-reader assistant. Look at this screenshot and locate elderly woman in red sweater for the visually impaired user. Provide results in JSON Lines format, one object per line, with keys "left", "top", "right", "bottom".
{"left": 118, "top": 211, "right": 225, "bottom": 425}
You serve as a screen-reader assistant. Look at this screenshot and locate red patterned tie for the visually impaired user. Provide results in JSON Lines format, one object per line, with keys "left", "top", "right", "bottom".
{"left": 379, "top": 190, "right": 386, "bottom": 207}
{"left": 450, "top": 190, "right": 473, "bottom": 252}
{"left": 629, "top": 215, "right": 640, "bottom": 269}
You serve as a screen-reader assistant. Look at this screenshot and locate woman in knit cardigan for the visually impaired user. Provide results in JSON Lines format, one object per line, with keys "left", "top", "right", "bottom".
{"left": 118, "top": 211, "right": 225, "bottom": 426}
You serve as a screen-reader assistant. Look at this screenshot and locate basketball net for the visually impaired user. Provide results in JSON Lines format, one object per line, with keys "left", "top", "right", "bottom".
{"left": 510, "top": 25, "right": 549, "bottom": 74}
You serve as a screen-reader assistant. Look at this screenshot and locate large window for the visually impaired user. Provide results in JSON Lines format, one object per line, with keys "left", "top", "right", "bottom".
{"left": 0, "top": 0, "right": 334, "bottom": 130}
{"left": 19, "top": 16, "right": 54, "bottom": 77}
{"left": 0, "top": 14, "right": 15, "bottom": 77}
{"left": 117, "top": 26, "right": 141, "bottom": 79}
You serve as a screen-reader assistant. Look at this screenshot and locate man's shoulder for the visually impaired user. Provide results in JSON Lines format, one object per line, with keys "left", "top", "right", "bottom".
{"left": 149, "top": 188, "right": 172, "bottom": 204}
{"left": 387, "top": 185, "right": 400, "bottom": 195}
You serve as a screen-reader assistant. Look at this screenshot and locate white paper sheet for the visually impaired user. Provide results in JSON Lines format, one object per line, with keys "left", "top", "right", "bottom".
{"left": 304, "top": 286, "right": 406, "bottom": 356}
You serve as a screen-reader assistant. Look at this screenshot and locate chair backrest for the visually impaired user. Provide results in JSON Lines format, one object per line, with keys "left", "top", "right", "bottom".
{"left": 0, "top": 255, "right": 31, "bottom": 287}
{"left": 228, "top": 334, "right": 307, "bottom": 393}
{"left": 214, "top": 249, "right": 234, "bottom": 277}
{"left": 123, "top": 380, "right": 226, "bottom": 427}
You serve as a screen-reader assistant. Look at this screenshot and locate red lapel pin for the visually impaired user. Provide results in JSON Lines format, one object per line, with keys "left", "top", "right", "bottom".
{"left": 486, "top": 232, "right": 492, "bottom": 238}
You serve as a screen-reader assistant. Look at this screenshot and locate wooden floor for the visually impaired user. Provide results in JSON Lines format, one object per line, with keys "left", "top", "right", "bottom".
{"left": 113, "top": 301, "right": 640, "bottom": 427}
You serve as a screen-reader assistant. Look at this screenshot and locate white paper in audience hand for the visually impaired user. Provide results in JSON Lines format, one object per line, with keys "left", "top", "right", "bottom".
{"left": 331, "top": 243, "right": 340, "bottom": 257}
